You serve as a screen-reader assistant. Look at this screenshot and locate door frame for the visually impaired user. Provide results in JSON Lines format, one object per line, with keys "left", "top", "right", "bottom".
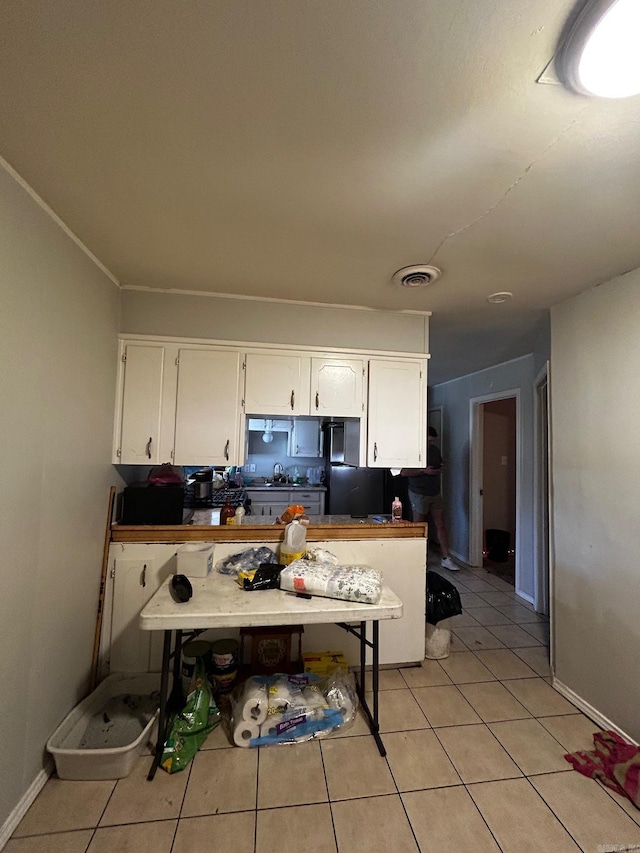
{"left": 533, "top": 362, "right": 551, "bottom": 617}
{"left": 469, "top": 389, "right": 521, "bottom": 584}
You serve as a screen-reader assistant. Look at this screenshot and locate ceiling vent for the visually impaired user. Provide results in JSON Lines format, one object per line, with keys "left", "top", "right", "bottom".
{"left": 392, "top": 265, "right": 442, "bottom": 288}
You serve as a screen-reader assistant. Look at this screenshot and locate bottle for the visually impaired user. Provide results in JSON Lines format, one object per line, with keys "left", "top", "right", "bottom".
{"left": 220, "top": 496, "right": 235, "bottom": 525}
{"left": 234, "top": 505, "right": 245, "bottom": 525}
{"left": 392, "top": 496, "right": 403, "bottom": 522}
{"left": 234, "top": 467, "right": 244, "bottom": 486}
{"left": 279, "top": 519, "right": 307, "bottom": 565}
{"left": 293, "top": 467, "right": 301, "bottom": 484}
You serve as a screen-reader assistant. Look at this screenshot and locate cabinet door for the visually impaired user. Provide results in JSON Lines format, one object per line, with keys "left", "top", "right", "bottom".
{"left": 367, "top": 359, "right": 427, "bottom": 468}
{"left": 249, "top": 499, "right": 291, "bottom": 518}
{"left": 244, "top": 353, "right": 310, "bottom": 416}
{"left": 115, "top": 344, "right": 165, "bottom": 464}
{"left": 109, "top": 557, "right": 159, "bottom": 673}
{"left": 289, "top": 418, "right": 323, "bottom": 457}
{"left": 173, "top": 349, "right": 242, "bottom": 465}
{"left": 295, "top": 490, "right": 324, "bottom": 515}
{"left": 311, "top": 358, "right": 365, "bottom": 418}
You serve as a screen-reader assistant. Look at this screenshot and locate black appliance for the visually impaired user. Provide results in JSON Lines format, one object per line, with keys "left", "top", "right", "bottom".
{"left": 121, "top": 483, "right": 190, "bottom": 525}
{"left": 324, "top": 465, "right": 397, "bottom": 517}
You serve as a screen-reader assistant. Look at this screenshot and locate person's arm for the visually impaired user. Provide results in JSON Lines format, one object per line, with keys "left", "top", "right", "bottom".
{"left": 400, "top": 466, "right": 441, "bottom": 476}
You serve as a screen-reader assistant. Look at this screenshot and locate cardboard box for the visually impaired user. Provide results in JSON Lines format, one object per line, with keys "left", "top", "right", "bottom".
{"left": 303, "top": 651, "right": 349, "bottom": 677}
{"left": 177, "top": 542, "right": 214, "bottom": 578}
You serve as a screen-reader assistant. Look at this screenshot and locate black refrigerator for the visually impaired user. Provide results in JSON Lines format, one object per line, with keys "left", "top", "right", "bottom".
{"left": 325, "top": 465, "right": 403, "bottom": 517}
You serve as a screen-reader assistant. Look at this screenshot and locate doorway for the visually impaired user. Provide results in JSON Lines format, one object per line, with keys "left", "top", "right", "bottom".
{"left": 470, "top": 390, "right": 520, "bottom": 587}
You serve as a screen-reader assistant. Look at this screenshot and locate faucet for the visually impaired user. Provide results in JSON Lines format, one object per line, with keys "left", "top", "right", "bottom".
{"left": 273, "top": 462, "right": 284, "bottom": 481}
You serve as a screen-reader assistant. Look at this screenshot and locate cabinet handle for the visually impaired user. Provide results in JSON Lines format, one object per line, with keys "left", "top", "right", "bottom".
{"left": 145, "top": 437, "right": 152, "bottom": 459}
{"left": 224, "top": 439, "right": 230, "bottom": 460}
{"left": 374, "top": 441, "right": 378, "bottom": 461}
{"left": 141, "top": 564, "right": 146, "bottom": 588}
{"left": 290, "top": 390, "right": 295, "bottom": 410}
{"left": 315, "top": 391, "right": 319, "bottom": 410}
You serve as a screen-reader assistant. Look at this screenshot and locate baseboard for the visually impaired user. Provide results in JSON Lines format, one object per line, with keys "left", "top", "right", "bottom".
{"left": 0, "top": 762, "right": 53, "bottom": 851}
{"left": 552, "top": 678, "right": 638, "bottom": 746}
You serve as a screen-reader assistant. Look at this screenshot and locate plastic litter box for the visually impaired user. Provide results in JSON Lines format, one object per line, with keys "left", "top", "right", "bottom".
{"left": 47, "top": 672, "right": 160, "bottom": 780}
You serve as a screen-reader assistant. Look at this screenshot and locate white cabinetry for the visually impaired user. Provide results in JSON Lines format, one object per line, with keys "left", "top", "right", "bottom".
{"left": 293, "top": 489, "right": 325, "bottom": 515}
{"left": 173, "top": 348, "right": 243, "bottom": 465}
{"left": 246, "top": 488, "right": 325, "bottom": 517}
{"left": 310, "top": 358, "right": 365, "bottom": 417}
{"left": 247, "top": 490, "right": 291, "bottom": 519}
{"left": 113, "top": 343, "right": 173, "bottom": 464}
{"left": 244, "top": 353, "right": 310, "bottom": 416}
{"left": 289, "top": 418, "right": 323, "bottom": 457}
{"left": 244, "top": 354, "right": 365, "bottom": 420}
{"left": 367, "top": 359, "right": 427, "bottom": 468}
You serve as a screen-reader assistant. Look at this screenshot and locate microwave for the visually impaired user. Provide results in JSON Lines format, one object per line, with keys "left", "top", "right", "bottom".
{"left": 120, "top": 484, "right": 190, "bottom": 525}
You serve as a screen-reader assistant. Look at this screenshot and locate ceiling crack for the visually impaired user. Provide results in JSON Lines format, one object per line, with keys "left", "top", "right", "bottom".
{"left": 428, "top": 109, "right": 588, "bottom": 266}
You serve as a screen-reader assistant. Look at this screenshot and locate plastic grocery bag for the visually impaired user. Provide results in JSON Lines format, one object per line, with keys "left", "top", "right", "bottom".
{"left": 215, "top": 546, "right": 278, "bottom": 575}
{"left": 426, "top": 571, "right": 462, "bottom": 625}
{"left": 161, "top": 660, "right": 220, "bottom": 773}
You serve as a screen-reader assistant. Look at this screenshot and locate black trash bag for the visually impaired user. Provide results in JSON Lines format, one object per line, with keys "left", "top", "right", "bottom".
{"left": 426, "top": 571, "right": 463, "bottom": 625}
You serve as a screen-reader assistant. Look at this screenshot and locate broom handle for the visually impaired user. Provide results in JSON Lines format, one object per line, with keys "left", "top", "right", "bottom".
{"left": 89, "top": 486, "right": 116, "bottom": 693}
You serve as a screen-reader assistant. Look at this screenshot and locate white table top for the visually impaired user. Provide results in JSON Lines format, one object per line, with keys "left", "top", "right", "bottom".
{"left": 139, "top": 572, "right": 403, "bottom": 632}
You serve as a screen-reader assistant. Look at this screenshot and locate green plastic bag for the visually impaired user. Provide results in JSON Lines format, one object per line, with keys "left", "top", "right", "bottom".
{"left": 161, "top": 659, "right": 220, "bottom": 773}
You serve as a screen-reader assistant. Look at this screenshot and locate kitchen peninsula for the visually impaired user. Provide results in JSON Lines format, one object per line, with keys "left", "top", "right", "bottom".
{"left": 105, "top": 516, "right": 428, "bottom": 675}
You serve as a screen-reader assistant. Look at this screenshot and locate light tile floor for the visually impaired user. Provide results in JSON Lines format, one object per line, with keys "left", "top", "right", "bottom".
{"left": 8, "top": 559, "right": 640, "bottom": 853}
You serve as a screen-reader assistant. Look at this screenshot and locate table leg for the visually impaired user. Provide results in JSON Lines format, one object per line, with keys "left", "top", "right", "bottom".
{"left": 352, "top": 620, "right": 385, "bottom": 757}
{"left": 147, "top": 629, "right": 172, "bottom": 780}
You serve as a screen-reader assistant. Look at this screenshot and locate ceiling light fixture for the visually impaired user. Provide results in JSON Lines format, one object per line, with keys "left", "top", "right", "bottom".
{"left": 261, "top": 419, "right": 274, "bottom": 443}
{"left": 392, "top": 265, "right": 442, "bottom": 288}
{"left": 557, "top": 0, "right": 640, "bottom": 97}
{"left": 486, "top": 292, "right": 513, "bottom": 304}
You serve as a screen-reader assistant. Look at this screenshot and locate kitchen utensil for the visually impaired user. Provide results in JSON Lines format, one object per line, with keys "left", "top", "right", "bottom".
{"left": 193, "top": 480, "right": 213, "bottom": 501}
{"left": 192, "top": 468, "right": 213, "bottom": 481}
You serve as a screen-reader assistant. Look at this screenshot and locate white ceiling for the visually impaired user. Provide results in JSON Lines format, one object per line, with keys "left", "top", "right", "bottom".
{"left": 1, "top": 0, "right": 639, "bottom": 383}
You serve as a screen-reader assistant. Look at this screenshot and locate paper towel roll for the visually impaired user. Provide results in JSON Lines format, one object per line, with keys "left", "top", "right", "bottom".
{"left": 240, "top": 681, "right": 269, "bottom": 725}
{"left": 233, "top": 720, "right": 261, "bottom": 748}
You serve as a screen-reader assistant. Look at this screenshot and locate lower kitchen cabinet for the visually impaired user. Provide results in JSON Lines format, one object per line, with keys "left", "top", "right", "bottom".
{"left": 246, "top": 488, "right": 325, "bottom": 518}
{"left": 102, "top": 534, "right": 425, "bottom": 677}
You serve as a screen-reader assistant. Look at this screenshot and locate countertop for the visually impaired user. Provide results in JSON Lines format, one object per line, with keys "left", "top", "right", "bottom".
{"left": 244, "top": 483, "right": 327, "bottom": 491}
{"left": 111, "top": 514, "right": 427, "bottom": 544}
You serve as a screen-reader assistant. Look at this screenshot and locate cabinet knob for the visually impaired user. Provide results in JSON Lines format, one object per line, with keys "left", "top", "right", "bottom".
{"left": 145, "top": 437, "right": 153, "bottom": 459}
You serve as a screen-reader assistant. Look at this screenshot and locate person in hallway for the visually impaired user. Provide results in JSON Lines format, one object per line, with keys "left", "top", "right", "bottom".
{"left": 400, "top": 426, "right": 457, "bottom": 571}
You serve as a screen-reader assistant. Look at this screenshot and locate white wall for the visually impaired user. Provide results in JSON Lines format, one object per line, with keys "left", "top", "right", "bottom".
{"left": 0, "top": 163, "right": 123, "bottom": 833}
{"left": 430, "top": 354, "right": 538, "bottom": 601}
{"left": 121, "top": 289, "right": 430, "bottom": 354}
{"left": 550, "top": 269, "right": 640, "bottom": 742}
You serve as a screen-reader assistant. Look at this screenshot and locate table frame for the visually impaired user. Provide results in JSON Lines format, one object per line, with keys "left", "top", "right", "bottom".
{"left": 139, "top": 576, "right": 402, "bottom": 779}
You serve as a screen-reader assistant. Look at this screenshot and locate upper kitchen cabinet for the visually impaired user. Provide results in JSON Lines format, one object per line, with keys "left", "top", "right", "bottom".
{"left": 310, "top": 358, "right": 365, "bottom": 418}
{"left": 289, "top": 417, "right": 323, "bottom": 457}
{"left": 173, "top": 348, "right": 243, "bottom": 465}
{"left": 367, "top": 359, "right": 427, "bottom": 468}
{"left": 113, "top": 343, "right": 175, "bottom": 464}
{"left": 244, "top": 353, "right": 311, "bottom": 416}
